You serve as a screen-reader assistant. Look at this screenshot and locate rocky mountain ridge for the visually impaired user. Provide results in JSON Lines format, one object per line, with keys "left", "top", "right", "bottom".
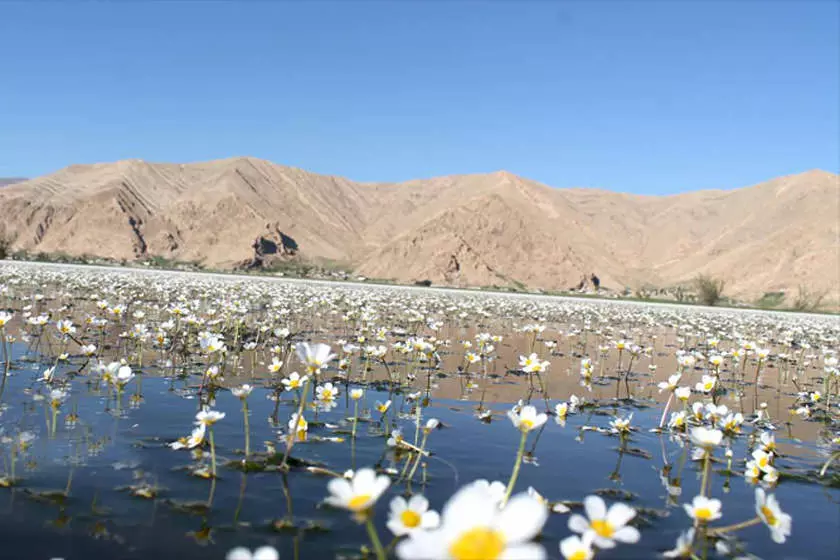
{"left": 0, "top": 158, "right": 837, "bottom": 305}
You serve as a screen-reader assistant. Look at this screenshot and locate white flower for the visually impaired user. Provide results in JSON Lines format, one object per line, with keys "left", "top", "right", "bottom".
{"left": 507, "top": 405, "right": 548, "bottom": 432}
{"left": 350, "top": 388, "right": 364, "bottom": 400}
{"left": 751, "top": 449, "right": 774, "bottom": 472}
{"left": 226, "top": 545, "right": 279, "bottom": 560}
{"left": 295, "top": 342, "right": 336, "bottom": 373}
{"left": 195, "top": 408, "right": 225, "bottom": 426}
{"left": 397, "top": 483, "right": 548, "bottom": 560}
{"left": 690, "top": 426, "right": 723, "bottom": 449}
{"left": 658, "top": 373, "right": 682, "bottom": 393}
{"left": 519, "top": 353, "right": 550, "bottom": 373}
{"left": 281, "top": 372, "right": 308, "bottom": 391}
{"left": 325, "top": 467, "right": 390, "bottom": 512}
{"left": 0, "top": 311, "right": 13, "bottom": 327}
{"left": 231, "top": 384, "right": 253, "bottom": 399}
{"left": 675, "top": 387, "right": 691, "bottom": 402}
{"left": 568, "top": 495, "right": 640, "bottom": 549}
{"left": 387, "top": 429, "right": 405, "bottom": 448}
{"left": 695, "top": 375, "right": 716, "bottom": 394}
{"left": 683, "top": 495, "right": 722, "bottom": 523}
{"left": 80, "top": 344, "right": 97, "bottom": 356}
{"left": 755, "top": 488, "right": 791, "bottom": 543}
{"left": 668, "top": 411, "right": 687, "bottom": 430}
{"left": 759, "top": 432, "right": 776, "bottom": 453}
{"left": 662, "top": 528, "right": 694, "bottom": 558}
{"left": 387, "top": 495, "right": 441, "bottom": 536}
{"left": 316, "top": 382, "right": 339, "bottom": 402}
{"left": 559, "top": 533, "right": 595, "bottom": 560}
{"left": 114, "top": 365, "right": 135, "bottom": 387}
{"left": 610, "top": 414, "right": 633, "bottom": 434}
{"left": 171, "top": 423, "right": 206, "bottom": 450}
{"left": 56, "top": 319, "right": 76, "bottom": 335}
{"left": 555, "top": 402, "right": 569, "bottom": 418}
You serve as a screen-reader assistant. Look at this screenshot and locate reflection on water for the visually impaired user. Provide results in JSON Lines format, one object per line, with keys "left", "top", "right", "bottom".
{"left": 0, "top": 264, "right": 838, "bottom": 559}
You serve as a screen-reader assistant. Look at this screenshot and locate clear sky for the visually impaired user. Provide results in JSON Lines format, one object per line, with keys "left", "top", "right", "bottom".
{"left": 0, "top": 1, "right": 837, "bottom": 194}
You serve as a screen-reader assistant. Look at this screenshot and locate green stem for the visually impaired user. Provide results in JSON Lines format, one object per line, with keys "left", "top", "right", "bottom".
{"left": 351, "top": 399, "right": 359, "bottom": 440}
{"left": 281, "top": 379, "right": 309, "bottom": 470}
{"left": 502, "top": 430, "right": 528, "bottom": 506}
{"left": 242, "top": 400, "right": 250, "bottom": 458}
{"left": 365, "top": 513, "right": 387, "bottom": 560}
{"left": 820, "top": 450, "right": 840, "bottom": 477}
{"left": 709, "top": 516, "right": 762, "bottom": 534}
{"left": 209, "top": 427, "right": 217, "bottom": 478}
{"left": 700, "top": 452, "right": 711, "bottom": 497}
{"left": 407, "top": 432, "right": 430, "bottom": 482}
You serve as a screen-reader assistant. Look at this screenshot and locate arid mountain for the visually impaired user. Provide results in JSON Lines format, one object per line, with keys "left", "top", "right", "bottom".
{"left": 0, "top": 158, "right": 837, "bottom": 305}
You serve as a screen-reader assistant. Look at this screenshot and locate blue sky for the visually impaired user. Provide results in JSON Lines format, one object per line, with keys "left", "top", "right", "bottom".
{"left": 0, "top": 1, "right": 837, "bottom": 194}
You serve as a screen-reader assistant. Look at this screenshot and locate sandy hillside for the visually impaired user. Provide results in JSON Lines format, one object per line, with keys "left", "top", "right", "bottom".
{"left": 0, "top": 158, "right": 837, "bottom": 305}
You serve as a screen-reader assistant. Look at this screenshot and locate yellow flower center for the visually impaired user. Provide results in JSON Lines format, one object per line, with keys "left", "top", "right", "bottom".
{"left": 569, "top": 551, "right": 589, "bottom": 560}
{"left": 348, "top": 494, "right": 371, "bottom": 511}
{"left": 761, "top": 506, "right": 777, "bottom": 526}
{"left": 758, "top": 457, "right": 768, "bottom": 468}
{"left": 400, "top": 509, "right": 422, "bottom": 528}
{"left": 590, "top": 519, "right": 614, "bottom": 538}
{"left": 694, "top": 507, "right": 712, "bottom": 521}
{"left": 449, "top": 527, "right": 506, "bottom": 560}
{"left": 322, "top": 389, "right": 333, "bottom": 400}
{"left": 520, "top": 419, "right": 534, "bottom": 430}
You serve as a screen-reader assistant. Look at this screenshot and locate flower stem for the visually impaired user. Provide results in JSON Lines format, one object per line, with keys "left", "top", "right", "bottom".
{"left": 502, "top": 430, "right": 528, "bottom": 506}
{"left": 351, "top": 399, "right": 359, "bottom": 440}
{"left": 406, "top": 431, "right": 430, "bottom": 482}
{"left": 365, "top": 513, "right": 387, "bottom": 560}
{"left": 700, "top": 452, "right": 711, "bottom": 497}
{"left": 209, "top": 427, "right": 217, "bottom": 478}
{"left": 659, "top": 392, "right": 673, "bottom": 428}
{"left": 709, "top": 516, "right": 761, "bottom": 534}
{"left": 820, "top": 450, "right": 839, "bottom": 477}
{"left": 243, "top": 400, "right": 250, "bottom": 458}
{"left": 281, "top": 380, "right": 309, "bottom": 470}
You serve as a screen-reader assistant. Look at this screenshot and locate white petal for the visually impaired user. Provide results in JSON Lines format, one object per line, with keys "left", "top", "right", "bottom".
{"left": 613, "top": 526, "right": 640, "bottom": 543}
{"left": 495, "top": 494, "right": 548, "bottom": 544}
{"left": 583, "top": 495, "right": 606, "bottom": 520}
{"left": 606, "top": 502, "right": 637, "bottom": 527}
{"left": 421, "top": 510, "right": 441, "bottom": 529}
{"left": 353, "top": 468, "right": 377, "bottom": 492}
{"left": 407, "top": 494, "right": 429, "bottom": 513}
{"left": 387, "top": 519, "right": 409, "bottom": 537}
{"left": 390, "top": 496, "right": 408, "bottom": 514}
{"left": 500, "top": 543, "right": 547, "bottom": 560}
{"left": 568, "top": 514, "right": 590, "bottom": 534}
{"left": 327, "top": 478, "right": 353, "bottom": 502}
{"left": 226, "top": 548, "right": 252, "bottom": 560}
{"left": 442, "top": 485, "right": 497, "bottom": 528}
{"left": 253, "top": 546, "right": 279, "bottom": 560}
{"left": 396, "top": 530, "right": 447, "bottom": 560}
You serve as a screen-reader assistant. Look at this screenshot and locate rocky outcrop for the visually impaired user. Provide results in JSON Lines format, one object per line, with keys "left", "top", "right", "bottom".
{"left": 241, "top": 222, "right": 299, "bottom": 269}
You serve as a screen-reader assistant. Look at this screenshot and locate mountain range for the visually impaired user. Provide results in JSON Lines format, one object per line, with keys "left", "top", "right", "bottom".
{"left": 0, "top": 158, "right": 837, "bottom": 306}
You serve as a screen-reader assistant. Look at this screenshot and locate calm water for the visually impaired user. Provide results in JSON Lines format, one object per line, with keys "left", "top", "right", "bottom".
{"left": 1, "top": 339, "right": 838, "bottom": 560}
